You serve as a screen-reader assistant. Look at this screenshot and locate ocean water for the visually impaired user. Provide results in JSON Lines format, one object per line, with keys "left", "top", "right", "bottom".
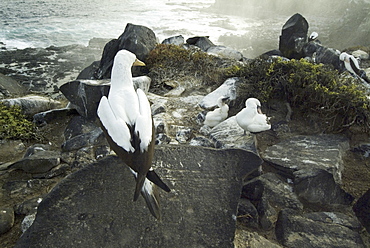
{"left": 0, "top": 0, "right": 291, "bottom": 57}
{"left": 0, "top": 0, "right": 337, "bottom": 58}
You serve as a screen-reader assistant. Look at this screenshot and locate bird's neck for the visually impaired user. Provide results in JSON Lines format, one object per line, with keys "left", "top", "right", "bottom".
{"left": 110, "top": 64, "right": 133, "bottom": 91}
{"left": 246, "top": 107, "right": 258, "bottom": 116}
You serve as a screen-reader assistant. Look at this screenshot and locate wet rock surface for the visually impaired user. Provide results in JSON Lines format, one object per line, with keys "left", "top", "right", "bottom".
{"left": 0, "top": 39, "right": 107, "bottom": 93}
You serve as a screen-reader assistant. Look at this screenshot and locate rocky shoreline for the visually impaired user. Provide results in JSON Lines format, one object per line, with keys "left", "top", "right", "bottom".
{"left": 1, "top": 14, "right": 370, "bottom": 247}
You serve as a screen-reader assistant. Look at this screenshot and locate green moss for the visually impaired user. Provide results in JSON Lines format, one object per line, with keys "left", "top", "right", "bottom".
{"left": 227, "top": 58, "right": 370, "bottom": 132}
{"left": 0, "top": 103, "right": 36, "bottom": 140}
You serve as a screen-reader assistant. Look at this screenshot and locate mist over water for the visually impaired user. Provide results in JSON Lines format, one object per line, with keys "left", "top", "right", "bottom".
{"left": 1, "top": 0, "right": 369, "bottom": 58}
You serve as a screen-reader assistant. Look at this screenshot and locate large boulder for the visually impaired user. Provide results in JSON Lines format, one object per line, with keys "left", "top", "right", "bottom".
{"left": 94, "top": 39, "right": 120, "bottom": 79}
{"left": 186, "top": 36, "right": 215, "bottom": 51}
{"left": 1, "top": 95, "right": 62, "bottom": 117}
{"left": 294, "top": 168, "right": 354, "bottom": 210}
{"left": 279, "top": 13, "right": 309, "bottom": 59}
{"left": 275, "top": 209, "right": 365, "bottom": 248}
{"left": 8, "top": 150, "right": 61, "bottom": 174}
{"left": 94, "top": 23, "right": 157, "bottom": 79}
{"left": 162, "top": 35, "right": 185, "bottom": 46}
{"left": 59, "top": 79, "right": 110, "bottom": 120}
{"left": 15, "top": 145, "right": 262, "bottom": 247}
{"left": 208, "top": 116, "right": 256, "bottom": 151}
{"left": 206, "top": 46, "right": 243, "bottom": 61}
{"left": 118, "top": 23, "right": 157, "bottom": 62}
{"left": 263, "top": 134, "right": 349, "bottom": 183}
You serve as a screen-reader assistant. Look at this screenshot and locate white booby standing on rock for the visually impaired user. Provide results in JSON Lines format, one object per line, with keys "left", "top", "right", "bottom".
{"left": 97, "top": 49, "right": 170, "bottom": 220}
{"left": 204, "top": 96, "right": 229, "bottom": 127}
{"left": 236, "top": 98, "right": 271, "bottom": 134}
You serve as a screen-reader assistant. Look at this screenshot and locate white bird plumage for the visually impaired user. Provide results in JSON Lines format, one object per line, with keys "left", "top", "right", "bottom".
{"left": 236, "top": 98, "right": 271, "bottom": 133}
{"left": 97, "top": 96, "right": 135, "bottom": 152}
{"left": 339, "top": 52, "right": 360, "bottom": 76}
{"left": 135, "top": 88, "right": 153, "bottom": 153}
{"left": 97, "top": 49, "right": 170, "bottom": 220}
{"left": 308, "top": 31, "right": 318, "bottom": 42}
{"left": 204, "top": 96, "right": 229, "bottom": 127}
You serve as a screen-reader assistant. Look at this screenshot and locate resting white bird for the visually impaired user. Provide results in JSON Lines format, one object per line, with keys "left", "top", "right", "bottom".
{"left": 339, "top": 52, "right": 370, "bottom": 84}
{"left": 97, "top": 50, "right": 170, "bottom": 219}
{"left": 236, "top": 98, "right": 271, "bottom": 134}
{"left": 204, "top": 96, "right": 229, "bottom": 127}
{"left": 308, "top": 32, "right": 319, "bottom": 42}
{"left": 339, "top": 52, "right": 361, "bottom": 76}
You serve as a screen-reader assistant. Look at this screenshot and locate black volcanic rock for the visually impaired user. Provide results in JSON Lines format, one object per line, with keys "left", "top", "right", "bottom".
{"left": 15, "top": 146, "right": 262, "bottom": 248}
{"left": 353, "top": 188, "right": 370, "bottom": 233}
{"left": 186, "top": 36, "right": 215, "bottom": 51}
{"left": 88, "top": 23, "right": 156, "bottom": 80}
{"left": 279, "top": 13, "right": 309, "bottom": 59}
{"left": 275, "top": 209, "right": 365, "bottom": 248}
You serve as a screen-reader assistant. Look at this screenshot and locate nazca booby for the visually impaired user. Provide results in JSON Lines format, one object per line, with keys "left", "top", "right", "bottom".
{"left": 236, "top": 98, "right": 271, "bottom": 134}
{"left": 97, "top": 50, "right": 170, "bottom": 219}
{"left": 339, "top": 52, "right": 370, "bottom": 84}
{"left": 339, "top": 52, "right": 362, "bottom": 76}
{"left": 204, "top": 96, "right": 229, "bottom": 127}
{"left": 308, "top": 32, "right": 319, "bottom": 42}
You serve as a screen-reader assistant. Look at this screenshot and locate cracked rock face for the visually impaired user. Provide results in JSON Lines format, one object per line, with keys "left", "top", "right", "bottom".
{"left": 275, "top": 209, "right": 365, "bottom": 248}
{"left": 262, "top": 134, "right": 349, "bottom": 183}
{"left": 15, "top": 147, "right": 262, "bottom": 248}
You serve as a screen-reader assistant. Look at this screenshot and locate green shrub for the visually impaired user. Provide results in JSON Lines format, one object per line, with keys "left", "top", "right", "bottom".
{"left": 228, "top": 58, "right": 370, "bottom": 132}
{"left": 146, "top": 44, "right": 370, "bottom": 132}
{"left": 0, "top": 103, "right": 36, "bottom": 140}
{"left": 146, "top": 44, "right": 235, "bottom": 89}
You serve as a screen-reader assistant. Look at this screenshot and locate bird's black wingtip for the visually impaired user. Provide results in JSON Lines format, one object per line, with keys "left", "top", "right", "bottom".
{"left": 147, "top": 170, "right": 171, "bottom": 193}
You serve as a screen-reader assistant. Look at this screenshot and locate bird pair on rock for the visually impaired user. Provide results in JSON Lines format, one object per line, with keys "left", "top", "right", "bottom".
{"left": 97, "top": 50, "right": 170, "bottom": 220}
{"left": 204, "top": 96, "right": 271, "bottom": 134}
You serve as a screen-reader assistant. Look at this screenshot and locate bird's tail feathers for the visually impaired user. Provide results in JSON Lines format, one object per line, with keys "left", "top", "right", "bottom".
{"left": 141, "top": 180, "right": 161, "bottom": 220}
{"left": 147, "top": 170, "right": 171, "bottom": 193}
